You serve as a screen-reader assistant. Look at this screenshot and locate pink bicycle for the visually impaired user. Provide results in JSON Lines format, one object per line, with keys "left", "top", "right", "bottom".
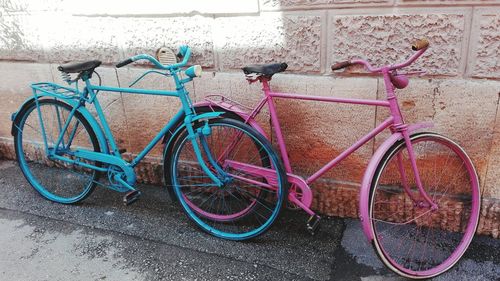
{"left": 190, "top": 39, "right": 481, "bottom": 279}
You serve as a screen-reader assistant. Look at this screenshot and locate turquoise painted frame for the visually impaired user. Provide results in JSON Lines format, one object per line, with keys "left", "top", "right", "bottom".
{"left": 17, "top": 46, "right": 224, "bottom": 192}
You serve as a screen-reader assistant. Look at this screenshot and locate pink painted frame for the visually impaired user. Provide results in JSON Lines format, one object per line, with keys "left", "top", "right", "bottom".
{"left": 195, "top": 47, "right": 451, "bottom": 241}
{"left": 192, "top": 45, "right": 482, "bottom": 278}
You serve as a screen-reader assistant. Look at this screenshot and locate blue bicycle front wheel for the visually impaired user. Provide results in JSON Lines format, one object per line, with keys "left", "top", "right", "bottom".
{"left": 169, "top": 118, "right": 287, "bottom": 240}
{"left": 13, "top": 99, "right": 101, "bottom": 204}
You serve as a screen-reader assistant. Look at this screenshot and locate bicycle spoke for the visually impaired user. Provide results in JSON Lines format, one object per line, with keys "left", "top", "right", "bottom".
{"left": 171, "top": 119, "right": 284, "bottom": 240}
{"left": 371, "top": 134, "right": 479, "bottom": 277}
{"left": 16, "top": 100, "right": 100, "bottom": 204}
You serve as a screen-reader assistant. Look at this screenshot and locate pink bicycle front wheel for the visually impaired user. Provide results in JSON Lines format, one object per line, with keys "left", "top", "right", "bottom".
{"left": 369, "top": 133, "right": 480, "bottom": 279}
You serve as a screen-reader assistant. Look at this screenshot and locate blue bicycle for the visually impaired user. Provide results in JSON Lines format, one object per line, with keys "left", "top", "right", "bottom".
{"left": 11, "top": 46, "right": 287, "bottom": 240}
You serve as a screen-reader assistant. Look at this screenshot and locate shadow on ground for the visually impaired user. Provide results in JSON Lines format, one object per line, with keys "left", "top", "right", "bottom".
{"left": 0, "top": 160, "right": 498, "bottom": 280}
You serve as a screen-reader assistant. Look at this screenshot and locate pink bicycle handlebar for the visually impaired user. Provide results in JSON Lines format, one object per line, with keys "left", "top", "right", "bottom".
{"left": 332, "top": 39, "right": 430, "bottom": 73}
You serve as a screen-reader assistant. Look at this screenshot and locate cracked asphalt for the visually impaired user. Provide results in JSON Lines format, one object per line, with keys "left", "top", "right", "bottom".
{"left": 0, "top": 160, "right": 498, "bottom": 281}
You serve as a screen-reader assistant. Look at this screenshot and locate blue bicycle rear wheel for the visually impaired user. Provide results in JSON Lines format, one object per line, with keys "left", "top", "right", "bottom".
{"left": 13, "top": 99, "right": 100, "bottom": 204}
{"left": 169, "top": 118, "right": 287, "bottom": 240}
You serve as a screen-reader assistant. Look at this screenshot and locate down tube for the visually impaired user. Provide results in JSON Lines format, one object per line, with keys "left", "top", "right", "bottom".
{"left": 306, "top": 117, "right": 394, "bottom": 184}
{"left": 130, "top": 110, "right": 184, "bottom": 167}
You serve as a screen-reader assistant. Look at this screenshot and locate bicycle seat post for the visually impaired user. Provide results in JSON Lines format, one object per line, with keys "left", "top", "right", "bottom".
{"left": 261, "top": 78, "right": 271, "bottom": 94}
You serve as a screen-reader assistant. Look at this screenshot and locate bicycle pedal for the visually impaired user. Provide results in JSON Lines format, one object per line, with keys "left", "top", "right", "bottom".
{"left": 306, "top": 215, "right": 321, "bottom": 235}
{"left": 123, "top": 190, "right": 141, "bottom": 206}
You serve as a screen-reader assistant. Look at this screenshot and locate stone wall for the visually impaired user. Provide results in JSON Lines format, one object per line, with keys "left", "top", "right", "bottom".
{"left": 0, "top": 0, "right": 499, "bottom": 237}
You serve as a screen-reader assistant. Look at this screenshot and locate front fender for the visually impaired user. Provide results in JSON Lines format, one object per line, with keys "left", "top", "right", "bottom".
{"left": 11, "top": 97, "right": 109, "bottom": 155}
{"left": 162, "top": 110, "right": 226, "bottom": 200}
{"left": 163, "top": 111, "right": 224, "bottom": 155}
{"left": 191, "top": 111, "right": 225, "bottom": 122}
{"left": 359, "top": 122, "right": 433, "bottom": 241}
{"left": 162, "top": 107, "right": 260, "bottom": 201}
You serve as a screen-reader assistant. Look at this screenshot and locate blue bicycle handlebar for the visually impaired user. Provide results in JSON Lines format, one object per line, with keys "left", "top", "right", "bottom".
{"left": 116, "top": 45, "right": 192, "bottom": 70}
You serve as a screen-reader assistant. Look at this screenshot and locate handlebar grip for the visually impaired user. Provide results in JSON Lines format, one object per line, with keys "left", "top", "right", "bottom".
{"left": 412, "top": 39, "right": 429, "bottom": 51}
{"left": 331, "top": 61, "right": 352, "bottom": 71}
{"left": 116, "top": 58, "right": 133, "bottom": 68}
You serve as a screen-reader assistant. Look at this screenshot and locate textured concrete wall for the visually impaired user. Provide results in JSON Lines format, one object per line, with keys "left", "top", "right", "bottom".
{"left": 0, "top": 0, "right": 499, "bottom": 237}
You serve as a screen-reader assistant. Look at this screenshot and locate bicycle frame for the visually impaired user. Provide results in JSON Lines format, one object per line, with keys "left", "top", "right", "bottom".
{"left": 196, "top": 47, "right": 438, "bottom": 240}
{"left": 23, "top": 66, "right": 225, "bottom": 192}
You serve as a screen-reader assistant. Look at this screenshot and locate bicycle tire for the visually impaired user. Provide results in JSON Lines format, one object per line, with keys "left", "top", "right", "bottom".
{"left": 369, "top": 132, "right": 480, "bottom": 279}
{"left": 13, "top": 99, "right": 101, "bottom": 204}
{"left": 169, "top": 118, "right": 287, "bottom": 240}
{"left": 162, "top": 105, "right": 244, "bottom": 201}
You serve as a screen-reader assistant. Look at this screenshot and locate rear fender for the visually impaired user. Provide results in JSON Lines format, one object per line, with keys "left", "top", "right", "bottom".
{"left": 194, "top": 100, "right": 268, "bottom": 138}
{"left": 11, "top": 96, "right": 38, "bottom": 136}
{"left": 11, "top": 96, "right": 109, "bottom": 154}
{"left": 163, "top": 98, "right": 267, "bottom": 201}
{"left": 163, "top": 100, "right": 268, "bottom": 161}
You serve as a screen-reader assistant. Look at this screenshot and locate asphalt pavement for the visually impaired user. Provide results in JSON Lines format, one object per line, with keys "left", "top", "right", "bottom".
{"left": 0, "top": 160, "right": 498, "bottom": 281}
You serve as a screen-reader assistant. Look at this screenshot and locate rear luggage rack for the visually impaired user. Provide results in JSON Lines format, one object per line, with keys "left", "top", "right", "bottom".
{"left": 204, "top": 94, "right": 254, "bottom": 112}
{"left": 31, "top": 82, "right": 80, "bottom": 100}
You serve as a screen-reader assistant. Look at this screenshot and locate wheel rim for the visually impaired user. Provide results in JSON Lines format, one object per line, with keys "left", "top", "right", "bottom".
{"left": 16, "top": 100, "right": 98, "bottom": 203}
{"left": 370, "top": 134, "right": 480, "bottom": 278}
{"left": 183, "top": 193, "right": 258, "bottom": 222}
{"left": 172, "top": 120, "right": 284, "bottom": 240}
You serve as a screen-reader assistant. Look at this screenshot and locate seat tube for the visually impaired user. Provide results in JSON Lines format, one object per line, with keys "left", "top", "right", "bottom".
{"left": 262, "top": 80, "right": 293, "bottom": 173}
{"left": 91, "top": 93, "right": 120, "bottom": 155}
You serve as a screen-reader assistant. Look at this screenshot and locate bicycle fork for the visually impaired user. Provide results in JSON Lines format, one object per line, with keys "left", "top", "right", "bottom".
{"left": 399, "top": 129, "right": 438, "bottom": 210}
{"left": 383, "top": 69, "right": 437, "bottom": 211}
{"left": 183, "top": 118, "right": 224, "bottom": 187}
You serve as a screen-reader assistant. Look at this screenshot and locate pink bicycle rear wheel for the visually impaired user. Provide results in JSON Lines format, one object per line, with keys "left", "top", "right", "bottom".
{"left": 369, "top": 133, "right": 480, "bottom": 279}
